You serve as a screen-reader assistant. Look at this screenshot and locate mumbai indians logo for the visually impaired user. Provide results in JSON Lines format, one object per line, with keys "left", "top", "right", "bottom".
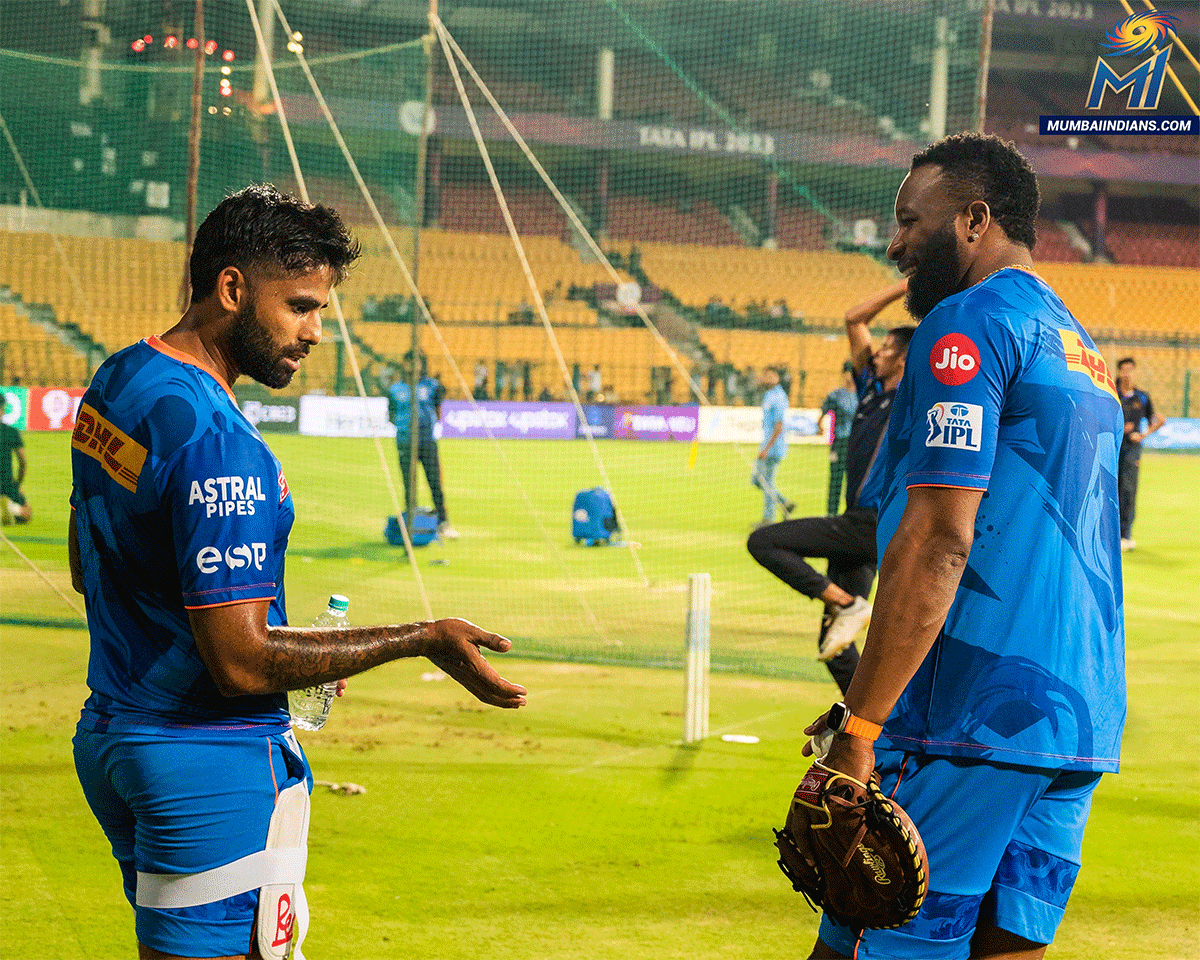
{"left": 1101, "top": 11, "right": 1180, "bottom": 56}
{"left": 1088, "top": 11, "right": 1180, "bottom": 110}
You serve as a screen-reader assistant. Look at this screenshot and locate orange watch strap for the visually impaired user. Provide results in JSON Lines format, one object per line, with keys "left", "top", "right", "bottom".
{"left": 843, "top": 713, "right": 883, "bottom": 742}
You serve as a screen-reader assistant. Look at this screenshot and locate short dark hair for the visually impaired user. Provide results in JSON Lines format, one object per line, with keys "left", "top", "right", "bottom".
{"left": 1117, "top": 357, "right": 1136, "bottom": 368}
{"left": 189, "top": 184, "right": 360, "bottom": 301}
{"left": 888, "top": 325, "right": 918, "bottom": 356}
{"left": 910, "top": 133, "right": 1040, "bottom": 250}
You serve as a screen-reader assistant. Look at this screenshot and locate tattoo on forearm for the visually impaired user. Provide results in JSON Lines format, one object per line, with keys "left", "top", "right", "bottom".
{"left": 260, "top": 622, "right": 434, "bottom": 689}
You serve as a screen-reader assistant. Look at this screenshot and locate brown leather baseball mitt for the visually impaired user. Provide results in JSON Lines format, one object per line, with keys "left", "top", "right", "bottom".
{"left": 773, "top": 760, "right": 929, "bottom": 930}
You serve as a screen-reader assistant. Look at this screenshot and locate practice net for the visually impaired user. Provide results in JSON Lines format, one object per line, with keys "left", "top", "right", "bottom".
{"left": 1, "top": 0, "right": 995, "bottom": 680}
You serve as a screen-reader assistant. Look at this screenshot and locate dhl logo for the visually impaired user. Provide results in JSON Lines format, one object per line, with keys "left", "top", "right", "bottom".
{"left": 1059, "top": 330, "right": 1118, "bottom": 401}
{"left": 72, "top": 403, "right": 148, "bottom": 493}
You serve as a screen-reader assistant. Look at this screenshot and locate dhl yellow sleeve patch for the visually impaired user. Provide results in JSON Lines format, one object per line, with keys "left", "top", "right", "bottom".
{"left": 72, "top": 403, "right": 149, "bottom": 493}
{"left": 1059, "top": 330, "right": 1118, "bottom": 401}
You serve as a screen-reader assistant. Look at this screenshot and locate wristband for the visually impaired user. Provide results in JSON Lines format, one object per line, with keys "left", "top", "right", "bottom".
{"left": 826, "top": 701, "right": 882, "bottom": 742}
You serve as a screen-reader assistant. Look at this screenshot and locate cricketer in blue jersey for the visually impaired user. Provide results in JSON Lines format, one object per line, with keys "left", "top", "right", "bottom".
{"left": 803, "top": 135, "right": 1125, "bottom": 960}
{"left": 388, "top": 368, "right": 454, "bottom": 536}
{"left": 752, "top": 366, "right": 794, "bottom": 524}
{"left": 69, "top": 185, "right": 525, "bottom": 960}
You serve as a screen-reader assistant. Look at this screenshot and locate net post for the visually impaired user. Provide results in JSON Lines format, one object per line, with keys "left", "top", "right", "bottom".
{"left": 684, "top": 572, "right": 711, "bottom": 743}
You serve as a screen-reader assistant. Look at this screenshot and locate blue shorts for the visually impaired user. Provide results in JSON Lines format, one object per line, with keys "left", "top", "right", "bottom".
{"left": 819, "top": 748, "right": 1102, "bottom": 959}
{"left": 73, "top": 725, "right": 311, "bottom": 957}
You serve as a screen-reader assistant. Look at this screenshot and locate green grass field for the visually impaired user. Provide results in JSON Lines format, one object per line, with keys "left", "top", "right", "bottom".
{"left": 1, "top": 433, "right": 1197, "bottom": 959}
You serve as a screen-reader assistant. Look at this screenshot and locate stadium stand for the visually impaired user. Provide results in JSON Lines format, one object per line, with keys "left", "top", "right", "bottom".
{"left": 0, "top": 206, "right": 1192, "bottom": 398}
{"left": 355, "top": 321, "right": 662, "bottom": 403}
{"left": 769, "top": 205, "right": 830, "bottom": 251}
{"left": 0, "top": 301, "right": 90, "bottom": 386}
{"left": 1033, "top": 219, "right": 1086, "bottom": 264}
{"left": 1037, "top": 262, "right": 1200, "bottom": 335}
{"left": 631, "top": 242, "right": 901, "bottom": 325}
{"left": 1101, "top": 222, "right": 1200, "bottom": 270}
{"left": 610, "top": 53, "right": 709, "bottom": 125}
{"left": 604, "top": 195, "right": 742, "bottom": 246}
{"left": 437, "top": 184, "right": 571, "bottom": 238}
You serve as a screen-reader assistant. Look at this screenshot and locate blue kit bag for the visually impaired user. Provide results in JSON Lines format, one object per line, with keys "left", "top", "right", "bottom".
{"left": 385, "top": 508, "right": 438, "bottom": 548}
{"left": 572, "top": 487, "right": 619, "bottom": 545}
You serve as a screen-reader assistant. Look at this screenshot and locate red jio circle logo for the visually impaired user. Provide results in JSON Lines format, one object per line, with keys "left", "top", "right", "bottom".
{"left": 929, "top": 333, "right": 981, "bottom": 385}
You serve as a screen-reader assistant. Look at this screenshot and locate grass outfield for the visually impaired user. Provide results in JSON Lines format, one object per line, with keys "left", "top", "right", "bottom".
{"left": 1, "top": 433, "right": 1197, "bottom": 958}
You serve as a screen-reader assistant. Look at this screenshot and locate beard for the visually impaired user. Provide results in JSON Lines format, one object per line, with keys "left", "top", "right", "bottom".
{"left": 227, "top": 292, "right": 307, "bottom": 389}
{"left": 905, "top": 226, "right": 965, "bottom": 320}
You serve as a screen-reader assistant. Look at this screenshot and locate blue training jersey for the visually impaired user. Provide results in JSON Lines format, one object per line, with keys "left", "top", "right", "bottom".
{"left": 849, "top": 369, "right": 894, "bottom": 513}
{"left": 71, "top": 337, "right": 293, "bottom": 735}
{"left": 875, "top": 268, "right": 1125, "bottom": 773}
{"left": 389, "top": 376, "right": 438, "bottom": 441}
{"left": 761, "top": 384, "right": 788, "bottom": 459}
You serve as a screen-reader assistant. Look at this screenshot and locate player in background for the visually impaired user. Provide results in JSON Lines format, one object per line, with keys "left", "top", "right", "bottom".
{"left": 70, "top": 185, "right": 525, "bottom": 960}
{"left": 0, "top": 394, "right": 32, "bottom": 524}
{"left": 389, "top": 357, "right": 457, "bottom": 540}
{"left": 819, "top": 361, "right": 858, "bottom": 516}
{"left": 1115, "top": 356, "right": 1165, "bottom": 550}
{"left": 804, "top": 134, "right": 1125, "bottom": 960}
{"left": 748, "top": 283, "right": 911, "bottom": 695}
{"left": 752, "top": 366, "right": 794, "bottom": 526}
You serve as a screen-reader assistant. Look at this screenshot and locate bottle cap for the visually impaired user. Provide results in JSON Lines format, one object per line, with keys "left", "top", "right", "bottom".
{"left": 327, "top": 594, "right": 349, "bottom": 613}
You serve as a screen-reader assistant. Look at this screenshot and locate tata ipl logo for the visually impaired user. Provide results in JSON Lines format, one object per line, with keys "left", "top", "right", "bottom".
{"left": 925, "top": 402, "right": 983, "bottom": 452}
{"left": 1087, "top": 11, "right": 1181, "bottom": 110}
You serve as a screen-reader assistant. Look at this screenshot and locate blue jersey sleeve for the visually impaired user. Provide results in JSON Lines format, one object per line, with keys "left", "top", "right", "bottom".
{"left": 903, "top": 295, "right": 1021, "bottom": 492}
{"left": 162, "top": 431, "right": 282, "bottom": 609}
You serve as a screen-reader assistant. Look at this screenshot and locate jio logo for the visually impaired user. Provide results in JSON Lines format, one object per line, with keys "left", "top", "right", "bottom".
{"left": 930, "top": 333, "right": 981, "bottom": 386}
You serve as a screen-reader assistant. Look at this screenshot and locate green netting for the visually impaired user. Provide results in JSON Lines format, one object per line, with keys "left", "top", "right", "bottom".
{"left": 0, "top": 0, "right": 993, "bottom": 679}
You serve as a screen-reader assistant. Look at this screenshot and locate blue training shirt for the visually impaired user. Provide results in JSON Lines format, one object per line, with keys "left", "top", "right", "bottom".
{"left": 875, "top": 268, "right": 1125, "bottom": 773}
{"left": 389, "top": 376, "right": 439, "bottom": 442}
{"left": 761, "top": 383, "right": 788, "bottom": 459}
{"left": 71, "top": 337, "right": 293, "bottom": 736}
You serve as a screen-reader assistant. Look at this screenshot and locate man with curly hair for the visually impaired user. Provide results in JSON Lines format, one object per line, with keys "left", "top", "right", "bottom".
{"left": 70, "top": 185, "right": 525, "bottom": 960}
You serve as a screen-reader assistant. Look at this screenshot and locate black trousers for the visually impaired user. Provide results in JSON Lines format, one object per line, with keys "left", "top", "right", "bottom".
{"left": 1118, "top": 441, "right": 1140, "bottom": 539}
{"left": 746, "top": 507, "right": 878, "bottom": 695}
{"left": 398, "top": 437, "right": 448, "bottom": 524}
{"left": 826, "top": 437, "right": 849, "bottom": 515}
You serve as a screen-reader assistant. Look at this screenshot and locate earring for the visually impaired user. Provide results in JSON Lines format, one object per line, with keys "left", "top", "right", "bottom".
{"left": 968, "top": 233, "right": 979, "bottom": 242}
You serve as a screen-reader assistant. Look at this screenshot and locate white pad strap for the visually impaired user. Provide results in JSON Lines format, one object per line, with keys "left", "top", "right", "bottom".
{"left": 258, "top": 778, "right": 312, "bottom": 960}
{"left": 135, "top": 847, "right": 307, "bottom": 909}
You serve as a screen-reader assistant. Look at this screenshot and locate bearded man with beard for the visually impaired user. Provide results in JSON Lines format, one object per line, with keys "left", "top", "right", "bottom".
{"left": 69, "top": 185, "right": 525, "bottom": 960}
{"left": 801, "top": 134, "right": 1125, "bottom": 960}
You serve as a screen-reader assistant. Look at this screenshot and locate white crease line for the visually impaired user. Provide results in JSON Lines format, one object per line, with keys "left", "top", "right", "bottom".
{"left": 567, "top": 706, "right": 801, "bottom": 774}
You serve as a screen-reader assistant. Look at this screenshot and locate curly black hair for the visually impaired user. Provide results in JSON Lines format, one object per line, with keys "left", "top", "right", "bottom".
{"left": 190, "top": 183, "right": 361, "bottom": 301}
{"left": 911, "top": 133, "right": 1040, "bottom": 250}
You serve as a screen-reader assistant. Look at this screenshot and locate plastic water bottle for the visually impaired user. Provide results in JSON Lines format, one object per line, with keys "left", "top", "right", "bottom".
{"left": 288, "top": 595, "right": 349, "bottom": 731}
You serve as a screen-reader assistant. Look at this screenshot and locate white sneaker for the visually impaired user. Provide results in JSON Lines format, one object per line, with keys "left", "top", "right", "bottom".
{"left": 818, "top": 596, "right": 872, "bottom": 661}
{"left": 438, "top": 522, "right": 460, "bottom": 540}
{"left": 1120, "top": 538, "right": 1135, "bottom": 552}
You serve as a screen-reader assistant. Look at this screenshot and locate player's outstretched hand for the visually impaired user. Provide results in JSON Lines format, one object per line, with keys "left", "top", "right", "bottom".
{"left": 425, "top": 618, "right": 528, "bottom": 709}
